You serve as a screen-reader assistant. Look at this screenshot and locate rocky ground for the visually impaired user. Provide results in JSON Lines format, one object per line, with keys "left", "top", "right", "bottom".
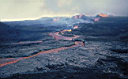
{"left": 0, "top": 17, "right": 128, "bottom": 79}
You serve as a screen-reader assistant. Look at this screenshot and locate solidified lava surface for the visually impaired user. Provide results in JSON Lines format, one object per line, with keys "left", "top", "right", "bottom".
{"left": 0, "top": 17, "right": 128, "bottom": 79}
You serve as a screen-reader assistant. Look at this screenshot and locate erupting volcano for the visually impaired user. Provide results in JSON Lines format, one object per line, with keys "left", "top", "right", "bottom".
{"left": 0, "top": 12, "right": 128, "bottom": 79}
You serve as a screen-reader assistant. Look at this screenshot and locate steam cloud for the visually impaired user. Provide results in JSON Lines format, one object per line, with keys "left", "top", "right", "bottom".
{"left": 0, "top": 0, "right": 128, "bottom": 20}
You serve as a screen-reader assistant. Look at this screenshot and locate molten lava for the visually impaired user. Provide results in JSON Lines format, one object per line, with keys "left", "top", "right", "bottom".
{"left": 63, "top": 29, "right": 72, "bottom": 32}
{"left": 0, "top": 41, "right": 84, "bottom": 67}
{"left": 49, "top": 31, "right": 79, "bottom": 41}
{"left": 60, "top": 29, "right": 72, "bottom": 34}
{"left": 98, "top": 13, "right": 109, "bottom": 17}
{"left": 0, "top": 25, "right": 84, "bottom": 68}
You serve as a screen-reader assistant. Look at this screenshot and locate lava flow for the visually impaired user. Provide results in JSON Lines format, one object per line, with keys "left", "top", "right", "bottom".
{"left": 0, "top": 26, "right": 84, "bottom": 68}
{"left": 0, "top": 41, "right": 84, "bottom": 68}
{"left": 12, "top": 40, "right": 43, "bottom": 45}
{"left": 49, "top": 32, "right": 79, "bottom": 41}
{"left": 49, "top": 29, "right": 79, "bottom": 41}
{"left": 98, "top": 13, "right": 109, "bottom": 17}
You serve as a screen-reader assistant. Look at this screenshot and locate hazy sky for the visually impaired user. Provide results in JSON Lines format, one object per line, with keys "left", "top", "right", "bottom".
{"left": 0, "top": 0, "right": 128, "bottom": 21}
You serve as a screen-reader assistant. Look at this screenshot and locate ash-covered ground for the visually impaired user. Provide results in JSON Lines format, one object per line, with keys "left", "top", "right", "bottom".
{"left": 0, "top": 16, "right": 128, "bottom": 79}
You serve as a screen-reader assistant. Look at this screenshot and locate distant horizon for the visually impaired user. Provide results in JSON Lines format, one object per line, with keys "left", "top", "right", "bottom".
{"left": 1, "top": 13, "right": 128, "bottom": 22}
{"left": 0, "top": 14, "right": 72, "bottom": 22}
{"left": 0, "top": 0, "right": 128, "bottom": 22}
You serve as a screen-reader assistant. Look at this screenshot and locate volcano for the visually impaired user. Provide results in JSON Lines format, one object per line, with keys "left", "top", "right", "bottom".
{"left": 0, "top": 16, "right": 128, "bottom": 79}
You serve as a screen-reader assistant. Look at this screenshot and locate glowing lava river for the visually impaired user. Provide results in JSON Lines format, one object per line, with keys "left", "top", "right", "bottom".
{"left": 0, "top": 27, "right": 84, "bottom": 68}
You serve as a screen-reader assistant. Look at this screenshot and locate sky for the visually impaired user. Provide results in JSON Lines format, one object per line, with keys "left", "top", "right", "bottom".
{"left": 0, "top": 0, "right": 128, "bottom": 21}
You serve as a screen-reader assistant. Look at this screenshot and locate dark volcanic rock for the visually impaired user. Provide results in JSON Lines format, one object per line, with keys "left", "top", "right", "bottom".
{"left": 0, "top": 17, "right": 128, "bottom": 79}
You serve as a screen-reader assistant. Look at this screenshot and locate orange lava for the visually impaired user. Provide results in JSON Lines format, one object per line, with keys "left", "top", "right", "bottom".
{"left": 49, "top": 28, "right": 78, "bottom": 41}
{"left": 60, "top": 29, "right": 72, "bottom": 34}
{"left": 49, "top": 32, "right": 79, "bottom": 41}
{"left": 0, "top": 27, "right": 83, "bottom": 68}
{"left": 98, "top": 13, "right": 109, "bottom": 17}
{"left": 0, "top": 41, "right": 84, "bottom": 68}
{"left": 0, "top": 58, "right": 23, "bottom": 67}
